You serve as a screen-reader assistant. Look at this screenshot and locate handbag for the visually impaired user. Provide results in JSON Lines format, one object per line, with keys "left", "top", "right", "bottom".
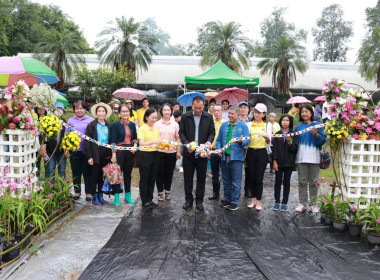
{"left": 102, "top": 178, "right": 124, "bottom": 195}
{"left": 320, "top": 149, "right": 331, "bottom": 169}
{"left": 102, "top": 163, "right": 124, "bottom": 184}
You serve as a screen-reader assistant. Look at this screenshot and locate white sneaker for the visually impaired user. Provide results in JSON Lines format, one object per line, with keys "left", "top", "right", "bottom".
{"left": 179, "top": 167, "right": 183, "bottom": 173}
{"left": 295, "top": 204, "right": 306, "bottom": 212}
{"left": 309, "top": 205, "right": 320, "bottom": 213}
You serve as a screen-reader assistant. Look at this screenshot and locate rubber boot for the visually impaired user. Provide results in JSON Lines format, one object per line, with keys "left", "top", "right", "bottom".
{"left": 92, "top": 193, "right": 102, "bottom": 206}
{"left": 124, "top": 192, "right": 136, "bottom": 204}
{"left": 114, "top": 193, "right": 121, "bottom": 207}
{"left": 98, "top": 192, "right": 109, "bottom": 204}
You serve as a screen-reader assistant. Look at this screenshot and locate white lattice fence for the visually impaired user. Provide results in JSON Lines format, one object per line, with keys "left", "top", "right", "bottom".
{"left": 340, "top": 138, "right": 380, "bottom": 209}
{"left": 0, "top": 129, "right": 38, "bottom": 184}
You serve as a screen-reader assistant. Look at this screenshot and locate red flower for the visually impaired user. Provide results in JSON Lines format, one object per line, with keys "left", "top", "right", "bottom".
{"left": 8, "top": 123, "right": 16, "bottom": 129}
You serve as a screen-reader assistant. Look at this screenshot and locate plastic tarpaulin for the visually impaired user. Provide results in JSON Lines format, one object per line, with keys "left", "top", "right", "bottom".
{"left": 79, "top": 176, "right": 380, "bottom": 280}
{"left": 184, "top": 60, "right": 259, "bottom": 89}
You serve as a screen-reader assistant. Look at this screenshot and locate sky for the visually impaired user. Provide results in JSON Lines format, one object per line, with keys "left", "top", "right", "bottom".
{"left": 33, "top": 0, "right": 378, "bottom": 62}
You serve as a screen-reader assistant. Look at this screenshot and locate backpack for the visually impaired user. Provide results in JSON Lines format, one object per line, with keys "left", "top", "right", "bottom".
{"left": 320, "top": 149, "right": 331, "bottom": 169}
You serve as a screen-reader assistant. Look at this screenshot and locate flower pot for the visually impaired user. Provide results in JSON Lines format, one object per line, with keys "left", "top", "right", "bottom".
{"left": 15, "top": 232, "right": 31, "bottom": 249}
{"left": 324, "top": 215, "right": 333, "bottom": 225}
{"left": 320, "top": 213, "right": 326, "bottom": 222}
{"left": 1, "top": 241, "right": 20, "bottom": 263}
{"left": 333, "top": 221, "right": 347, "bottom": 232}
{"left": 367, "top": 231, "right": 380, "bottom": 245}
{"left": 348, "top": 223, "right": 363, "bottom": 236}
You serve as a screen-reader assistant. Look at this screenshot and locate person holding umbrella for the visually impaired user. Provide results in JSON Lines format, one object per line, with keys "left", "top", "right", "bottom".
{"left": 125, "top": 100, "right": 138, "bottom": 124}
{"left": 313, "top": 96, "right": 326, "bottom": 122}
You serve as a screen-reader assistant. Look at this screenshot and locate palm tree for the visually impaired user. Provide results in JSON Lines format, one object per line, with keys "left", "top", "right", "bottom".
{"left": 257, "top": 36, "right": 308, "bottom": 94}
{"left": 95, "top": 16, "right": 157, "bottom": 71}
{"left": 34, "top": 30, "right": 85, "bottom": 89}
{"left": 200, "top": 21, "right": 254, "bottom": 73}
{"left": 357, "top": 27, "right": 380, "bottom": 88}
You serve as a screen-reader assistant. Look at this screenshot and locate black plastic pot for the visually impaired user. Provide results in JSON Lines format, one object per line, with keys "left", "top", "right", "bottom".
{"left": 367, "top": 232, "right": 380, "bottom": 245}
{"left": 320, "top": 213, "right": 326, "bottom": 223}
{"left": 348, "top": 223, "right": 363, "bottom": 236}
{"left": 333, "top": 221, "right": 347, "bottom": 232}
{"left": 1, "top": 241, "right": 20, "bottom": 263}
{"left": 15, "top": 232, "right": 31, "bottom": 249}
{"left": 324, "top": 215, "right": 333, "bottom": 225}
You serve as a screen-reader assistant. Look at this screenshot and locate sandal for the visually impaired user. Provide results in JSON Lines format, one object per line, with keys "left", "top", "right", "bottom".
{"left": 73, "top": 194, "right": 81, "bottom": 201}
{"left": 85, "top": 194, "right": 92, "bottom": 201}
{"left": 158, "top": 193, "right": 164, "bottom": 201}
{"left": 165, "top": 192, "right": 171, "bottom": 200}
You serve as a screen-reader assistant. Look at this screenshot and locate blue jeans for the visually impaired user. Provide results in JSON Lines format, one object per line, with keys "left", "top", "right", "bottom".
{"left": 210, "top": 153, "right": 221, "bottom": 184}
{"left": 45, "top": 151, "right": 67, "bottom": 179}
{"left": 221, "top": 158, "right": 243, "bottom": 204}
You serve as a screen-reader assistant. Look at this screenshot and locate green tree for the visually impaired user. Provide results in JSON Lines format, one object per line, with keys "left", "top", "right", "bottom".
{"left": 95, "top": 16, "right": 157, "bottom": 71}
{"left": 74, "top": 66, "right": 96, "bottom": 102}
{"left": 143, "top": 17, "right": 172, "bottom": 55}
{"left": 260, "top": 7, "right": 307, "bottom": 50}
{"left": 365, "top": 0, "right": 380, "bottom": 32}
{"left": 357, "top": 28, "right": 380, "bottom": 88}
{"left": 257, "top": 36, "right": 308, "bottom": 94}
{"left": 34, "top": 30, "right": 85, "bottom": 89}
{"left": 197, "top": 21, "right": 254, "bottom": 72}
{"left": 312, "top": 4, "right": 353, "bottom": 62}
{"left": 0, "top": 0, "right": 13, "bottom": 55}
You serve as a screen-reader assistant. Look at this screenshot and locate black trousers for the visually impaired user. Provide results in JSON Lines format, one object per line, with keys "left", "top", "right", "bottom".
{"left": 116, "top": 146, "right": 133, "bottom": 193}
{"left": 70, "top": 151, "right": 92, "bottom": 194}
{"left": 156, "top": 152, "right": 177, "bottom": 192}
{"left": 183, "top": 152, "right": 208, "bottom": 203}
{"left": 274, "top": 167, "right": 293, "bottom": 204}
{"left": 90, "top": 146, "right": 111, "bottom": 195}
{"left": 247, "top": 148, "right": 267, "bottom": 200}
{"left": 244, "top": 166, "right": 251, "bottom": 193}
{"left": 138, "top": 151, "right": 159, "bottom": 204}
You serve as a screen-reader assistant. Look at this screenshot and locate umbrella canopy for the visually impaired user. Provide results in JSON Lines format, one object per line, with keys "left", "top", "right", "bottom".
{"left": 112, "top": 87, "right": 147, "bottom": 100}
{"left": 177, "top": 91, "right": 205, "bottom": 107}
{"left": 53, "top": 89, "right": 66, "bottom": 97}
{"left": 54, "top": 93, "right": 69, "bottom": 106}
{"left": 314, "top": 96, "right": 326, "bottom": 102}
{"left": 215, "top": 87, "right": 248, "bottom": 105}
{"left": 0, "top": 56, "right": 59, "bottom": 86}
{"left": 286, "top": 96, "right": 312, "bottom": 104}
{"left": 205, "top": 91, "right": 219, "bottom": 101}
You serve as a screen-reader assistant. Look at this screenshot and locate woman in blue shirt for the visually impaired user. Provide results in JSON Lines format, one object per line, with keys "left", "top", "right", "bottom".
{"left": 84, "top": 103, "right": 113, "bottom": 206}
{"left": 294, "top": 104, "right": 326, "bottom": 213}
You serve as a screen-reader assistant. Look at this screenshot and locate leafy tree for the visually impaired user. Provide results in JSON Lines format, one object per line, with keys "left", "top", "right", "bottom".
{"left": 260, "top": 7, "right": 307, "bottom": 49}
{"left": 365, "top": 0, "right": 380, "bottom": 32}
{"left": 34, "top": 30, "right": 85, "bottom": 89}
{"left": 197, "top": 21, "right": 254, "bottom": 72}
{"left": 257, "top": 36, "right": 308, "bottom": 94}
{"left": 95, "top": 16, "right": 157, "bottom": 71}
{"left": 143, "top": 17, "right": 172, "bottom": 55}
{"left": 73, "top": 66, "right": 96, "bottom": 102}
{"left": 312, "top": 4, "right": 353, "bottom": 62}
{"left": 0, "top": 0, "right": 13, "bottom": 55}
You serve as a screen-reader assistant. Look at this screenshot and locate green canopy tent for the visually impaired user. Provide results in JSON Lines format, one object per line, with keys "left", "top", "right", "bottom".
{"left": 184, "top": 60, "right": 259, "bottom": 89}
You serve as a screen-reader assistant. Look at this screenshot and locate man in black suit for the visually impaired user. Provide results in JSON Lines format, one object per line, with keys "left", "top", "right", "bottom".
{"left": 179, "top": 96, "right": 215, "bottom": 210}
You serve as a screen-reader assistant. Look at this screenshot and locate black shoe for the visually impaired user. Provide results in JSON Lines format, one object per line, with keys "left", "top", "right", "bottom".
{"left": 183, "top": 202, "right": 193, "bottom": 210}
{"left": 150, "top": 202, "right": 158, "bottom": 208}
{"left": 196, "top": 202, "right": 204, "bottom": 211}
{"left": 220, "top": 199, "right": 230, "bottom": 208}
{"left": 226, "top": 203, "right": 239, "bottom": 211}
{"left": 72, "top": 195, "right": 80, "bottom": 201}
{"left": 142, "top": 202, "right": 153, "bottom": 209}
{"left": 208, "top": 193, "right": 220, "bottom": 200}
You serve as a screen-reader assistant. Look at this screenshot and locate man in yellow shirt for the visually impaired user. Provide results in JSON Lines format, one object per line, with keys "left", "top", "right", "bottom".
{"left": 208, "top": 104, "right": 225, "bottom": 200}
{"left": 136, "top": 98, "right": 149, "bottom": 126}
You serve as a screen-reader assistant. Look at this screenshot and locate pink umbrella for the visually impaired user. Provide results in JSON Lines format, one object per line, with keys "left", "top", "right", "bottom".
{"left": 314, "top": 96, "right": 326, "bottom": 102}
{"left": 112, "top": 87, "right": 147, "bottom": 100}
{"left": 286, "top": 96, "right": 312, "bottom": 104}
{"left": 215, "top": 87, "right": 248, "bottom": 105}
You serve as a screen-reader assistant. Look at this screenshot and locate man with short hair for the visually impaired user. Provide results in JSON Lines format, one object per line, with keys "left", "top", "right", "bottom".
{"left": 222, "top": 99, "right": 230, "bottom": 121}
{"left": 136, "top": 98, "right": 149, "bottom": 126}
{"left": 216, "top": 106, "right": 250, "bottom": 210}
{"left": 180, "top": 96, "right": 215, "bottom": 211}
{"left": 208, "top": 104, "right": 225, "bottom": 200}
{"left": 173, "top": 101, "right": 181, "bottom": 112}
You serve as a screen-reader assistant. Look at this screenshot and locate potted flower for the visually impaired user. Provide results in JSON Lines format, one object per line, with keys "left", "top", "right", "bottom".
{"left": 319, "top": 193, "right": 335, "bottom": 225}
{"left": 345, "top": 197, "right": 370, "bottom": 236}
{"left": 365, "top": 204, "right": 380, "bottom": 244}
{"left": 331, "top": 196, "right": 349, "bottom": 231}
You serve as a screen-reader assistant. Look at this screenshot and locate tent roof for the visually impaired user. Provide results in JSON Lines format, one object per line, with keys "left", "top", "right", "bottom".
{"left": 184, "top": 60, "right": 259, "bottom": 89}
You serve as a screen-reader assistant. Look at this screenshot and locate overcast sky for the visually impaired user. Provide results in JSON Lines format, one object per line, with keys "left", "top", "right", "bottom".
{"left": 33, "top": 0, "right": 377, "bottom": 62}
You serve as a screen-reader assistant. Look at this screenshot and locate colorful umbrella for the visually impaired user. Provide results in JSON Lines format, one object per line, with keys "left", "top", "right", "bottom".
{"left": 314, "top": 96, "right": 326, "bottom": 102}
{"left": 112, "top": 87, "right": 147, "bottom": 100}
{"left": 0, "top": 56, "right": 59, "bottom": 86}
{"left": 55, "top": 93, "right": 69, "bottom": 106}
{"left": 205, "top": 91, "right": 219, "bottom": 101}
{"left": 177, "top": 91, "right": 205, "bottom": 107}
{"left": 286, "top": 96, "right": 312, "bottom": 104}
{"left": 215, "top": 87, "right": 248, "bottom": 105}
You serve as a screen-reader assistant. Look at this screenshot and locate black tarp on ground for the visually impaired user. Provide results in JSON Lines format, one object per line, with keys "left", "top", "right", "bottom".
{"left": 80, "top": 172, "right": 380, "bottom": 280}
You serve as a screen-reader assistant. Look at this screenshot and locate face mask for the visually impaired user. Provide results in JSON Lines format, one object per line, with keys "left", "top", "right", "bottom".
{"left": 54, "top": 109, "right": 63, "bottom": 117}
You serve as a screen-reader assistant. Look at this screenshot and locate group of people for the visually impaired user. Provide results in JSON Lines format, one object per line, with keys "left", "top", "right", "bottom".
{"left": 35, "top": 95, "right": 326, "bottom": 213}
